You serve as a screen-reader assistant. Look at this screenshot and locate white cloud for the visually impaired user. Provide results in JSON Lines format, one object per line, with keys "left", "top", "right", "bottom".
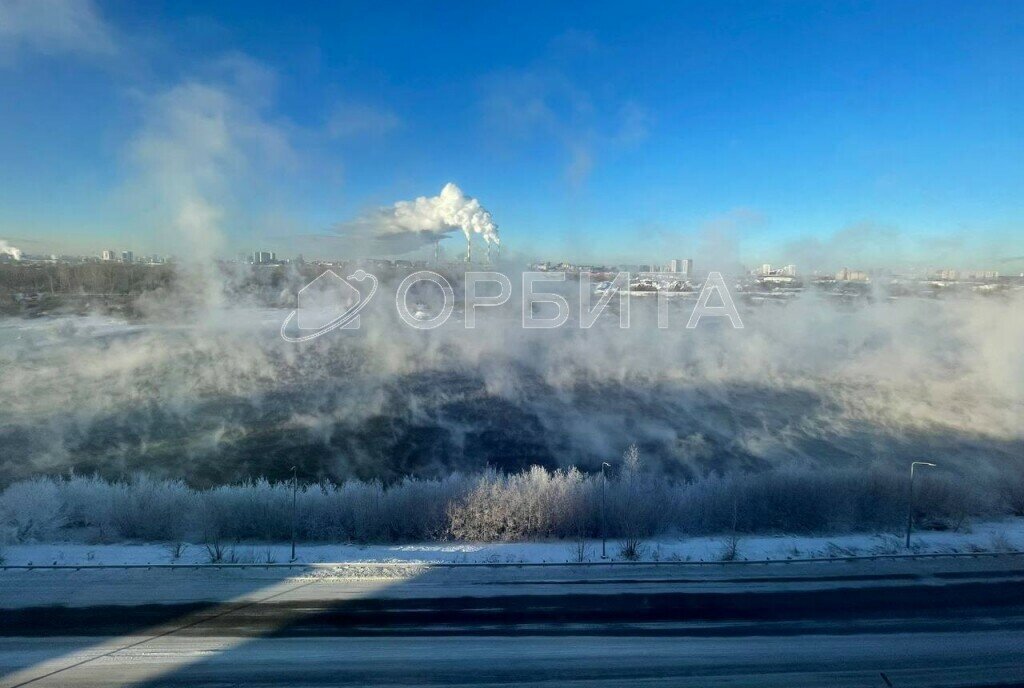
{"left": 0, "top": 0, "right": 116, "bottom": 60}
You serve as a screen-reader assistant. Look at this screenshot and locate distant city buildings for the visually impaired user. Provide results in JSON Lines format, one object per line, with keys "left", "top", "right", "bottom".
{"left": 836, "top": 267, "right": 869, "bottom": 282}
{"left": 935, "top": 268, "right": 999, "bottom": 281}
{"left": 752, "top": 264, "right": 799, "bottom": 283}
{"left": 5, "top": 245, "right": 1018, "bottom": 302}
{"left": 98, "top": 249, "right": 160, "bottom": 263}
{"left": 668, "top": 258, "right": 694, "bottom": 277}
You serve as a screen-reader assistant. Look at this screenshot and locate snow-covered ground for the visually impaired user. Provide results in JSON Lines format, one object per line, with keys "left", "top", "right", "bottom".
{"left": 2, "top": 519, "right": 1022, "bottom": 566}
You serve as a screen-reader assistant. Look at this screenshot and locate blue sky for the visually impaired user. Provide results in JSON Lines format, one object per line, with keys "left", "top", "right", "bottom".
{"left": 1, "top": 0, "right": 1022, "bottom": 270}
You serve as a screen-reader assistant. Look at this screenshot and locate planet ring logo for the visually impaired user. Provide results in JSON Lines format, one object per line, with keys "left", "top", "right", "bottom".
{"left": 280, "top": 269, "right": 378, "bottom": 342}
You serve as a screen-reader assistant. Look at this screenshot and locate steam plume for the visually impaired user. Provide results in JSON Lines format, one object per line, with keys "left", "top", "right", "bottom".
{"left": 0, "top": 239, "right": 22, "bottom": 260}
{"left": 1, "top": 283, "right": 1021, "bottom": 487}
{"left": 339, "top": 183, "right": 500, "bottom": 259}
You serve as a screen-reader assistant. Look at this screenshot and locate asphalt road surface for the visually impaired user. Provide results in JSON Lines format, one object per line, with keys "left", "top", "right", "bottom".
{"left": 2, "top": 557, "right": 1023, "bottom": 687}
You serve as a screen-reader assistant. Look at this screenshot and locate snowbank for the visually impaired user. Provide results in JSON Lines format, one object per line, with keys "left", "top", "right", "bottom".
{"left": 2, "top": 519, "right": 1021, "bottom": 566}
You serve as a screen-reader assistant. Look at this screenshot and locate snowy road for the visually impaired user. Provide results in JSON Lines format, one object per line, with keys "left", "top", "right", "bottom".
{"left": 2, "top": 557, "right": 1023, "bottom": 687}
{"left": 3, "top": 632, "right": 1024, "bottom": 687}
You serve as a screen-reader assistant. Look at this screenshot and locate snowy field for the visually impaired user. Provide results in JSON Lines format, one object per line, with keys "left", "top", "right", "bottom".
{"left": 2, "top": 519, "right": 1022, "bottom": 567}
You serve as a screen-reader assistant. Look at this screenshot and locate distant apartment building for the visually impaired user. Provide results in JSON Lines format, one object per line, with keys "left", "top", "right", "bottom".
{"left": 958, "top": 270, "right": 999, "bottom": 280}
{"left": 101, "top": 249, "right": 117, "bottom": 261}
{"left": 754, "top": 263, "right": 796, "bottom": 280}
{"left": 121, "top": 251, "right": 134, "bottom": 263}
{"left": 836, "top": 267, "right": 869, "bottom": 281}
{"left": 253, "top": 251, "right": 277, "bottom": 264}
{"left": 668, "top": 258, "right": 694, "bottom": 277}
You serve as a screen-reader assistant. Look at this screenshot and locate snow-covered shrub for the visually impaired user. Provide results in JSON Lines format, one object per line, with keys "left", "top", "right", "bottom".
{"left": 718, "top": 534, "right": 741, "bottom": 561}
{"left": 447, "top": 466, "right": 597, "bottom": 540}
{"left": 0, "top": 478, "right": 67, "bottom": 542}
{"left": 914, "top": 472, "right": 987, "bottom": 531}
{"left": 1002, "top": 473, "right": 1024, "bottom": 517}
{"left": 53, "top": 475, "right": 196, "bottom": 542}
{"left": 109, "top": 476, "right": 196, "bottom": 541}
{"left": 611, "top": 445, "right": 664, "bottom": 541}
{"left": 447, "top": 469, "right": 514, "bottom": 540}
{"left": 0, "top": 453, "right": 1010, "bottom": 544}
{"left": 374, "top": 475, "right": 469, "bottom": 541}
{"left": 196, "top": 479, "right": 293, "bottom": 541}
{"left": 59, "top": 475, "right": 117, "bottom": 537}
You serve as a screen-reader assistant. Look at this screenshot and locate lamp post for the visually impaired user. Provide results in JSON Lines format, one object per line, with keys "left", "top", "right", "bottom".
{"left": 600, "top": 462, "right": 611, "bottom": 559}
{"left": 906, "top": 461, "right": 936, "bottom": 549}
{"left": 290, "top": 466, "right": 298, "bottom": 562}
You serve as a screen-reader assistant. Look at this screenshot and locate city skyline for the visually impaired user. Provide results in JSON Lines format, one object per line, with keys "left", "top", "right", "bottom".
{"left": 5, "top": 242, "right": 1017, "bottom": 281}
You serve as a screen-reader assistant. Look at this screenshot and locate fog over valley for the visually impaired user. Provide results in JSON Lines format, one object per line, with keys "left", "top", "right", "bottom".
{"left": 1, "top": 275, "right": 1020, "bottom": 487}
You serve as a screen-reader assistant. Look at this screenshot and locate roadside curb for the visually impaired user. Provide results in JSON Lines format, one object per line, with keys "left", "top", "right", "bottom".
{"left": 2, "top": 550, "right": 1022, "bottom": 571}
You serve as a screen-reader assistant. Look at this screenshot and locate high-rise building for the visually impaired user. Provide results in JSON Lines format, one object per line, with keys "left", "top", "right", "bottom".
{"left": 253, "top": 251, "right": 276, "bottom": 264}
{"left": 761, "top": 263, "right": 772, "bottom": 276}
{"left": 101, "top": 250, "right": 116, "bottom": 261}
{"left": 667, "top": 258, "right": 694, "bottom": 277}
{"left": 781, "top": 264, "right": 796, "bottom": 277}
{"left": 121, "top": 251, "right": 134, "bottom": 263}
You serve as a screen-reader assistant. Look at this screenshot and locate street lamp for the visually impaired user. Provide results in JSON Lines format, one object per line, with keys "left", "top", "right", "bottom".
{"left": 290, "top": 466, "right": 298, "bottom": 562}
{"left": 600, "top": 462, "right": 611, "bottom": 559}
{"left": 906, "top": 461, "right": 936, "bottom": 549}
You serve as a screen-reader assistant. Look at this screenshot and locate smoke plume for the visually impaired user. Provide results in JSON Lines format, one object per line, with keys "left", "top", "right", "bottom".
{"left": 0, "top": 240, "right": 22, "bottom": 260}
{"left": 337, "top": 183, "right": 500, "bottom": 258}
